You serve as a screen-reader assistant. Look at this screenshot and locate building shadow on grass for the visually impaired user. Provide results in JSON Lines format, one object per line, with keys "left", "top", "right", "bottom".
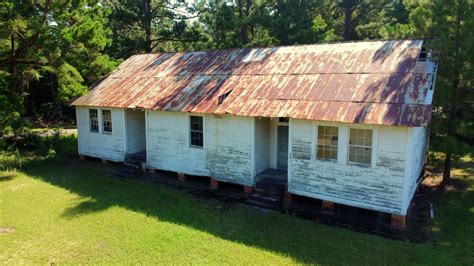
{"left": 23, "top": 160, "right": 470, "bottom": 264}
{"left": 22, "top": 161, "right": 391, "bottom": 264}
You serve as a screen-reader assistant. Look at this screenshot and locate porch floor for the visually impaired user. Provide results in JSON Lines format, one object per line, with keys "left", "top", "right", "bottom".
{"left": 255, "top": 168, "right": 287, "bottom": 187}
{"left": 125, "top": 151, "right": 146, "bottom": 165}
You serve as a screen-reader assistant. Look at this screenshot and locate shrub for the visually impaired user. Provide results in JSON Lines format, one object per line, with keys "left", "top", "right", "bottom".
{"left": 0, "top": 129, "right": 77, "bottom": 170}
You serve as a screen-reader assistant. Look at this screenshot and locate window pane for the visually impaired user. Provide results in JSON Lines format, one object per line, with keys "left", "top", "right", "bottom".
{"left": 348, "top": 128, "right": 372, "bottom": 165}
{"left": 190, "top": 116, "right": 203, "bottom": 131}
{"left": 102, "top": 110, "right": 112, "bottom": 133}
{"left": 316, "top": 126, "right": 338, "bottom": 160}
{"left": 190, "top": 116, "right": 203, "bottom": 147}
{"left": 89, "top": 109, "right": 98, "bottom": 132}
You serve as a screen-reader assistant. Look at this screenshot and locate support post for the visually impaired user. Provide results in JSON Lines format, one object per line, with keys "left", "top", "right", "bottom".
{"left": 285, "top": 192, "right": 292, "bottom": 202}
{"left": 101, "top": 159, "right": 108, "bottom": 166}
{"left": 244, "top": 186, "right": 253, "bottom": 197}
{"left": 391, "top": 214, "right": 406, "bottom": 230}
{"left": 79, "top": 155, "right": 86, "bottom": 161}
{"left": 322, "top": 200, "right": 335, "bottom": 215}
{"left": 177, "top": 173, "right": 186, "bottom": 182}
{"left": 210, "top": 178, "right": 219, "bottom": 190}
{"left": 148, "top": 168, "right": 156, "bottom": 175}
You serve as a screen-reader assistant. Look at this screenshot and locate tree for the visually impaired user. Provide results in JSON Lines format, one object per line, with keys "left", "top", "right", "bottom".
{"left": 381, "top": 0, "right": 474, "bottom": 185}
{"left": 322, "top": 0, "right": 405, "bottom": 41}
{"left": 107, "top": 0, "right": 203, "bottom": 58}
{"left": 0, "top": 0, "right": 117, "bottom": 132}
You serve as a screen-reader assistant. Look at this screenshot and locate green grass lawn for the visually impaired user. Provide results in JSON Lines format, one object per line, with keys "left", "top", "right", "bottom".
{"left": 1, "top": 159, "right": 473, "bottom": 264}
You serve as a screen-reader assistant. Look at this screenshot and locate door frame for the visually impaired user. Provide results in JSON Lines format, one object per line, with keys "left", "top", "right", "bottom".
{"left": 276, "top": 124, "right": 289, "bottom": 170}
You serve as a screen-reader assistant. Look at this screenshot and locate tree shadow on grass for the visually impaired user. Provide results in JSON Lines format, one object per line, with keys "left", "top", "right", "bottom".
{"left": 22, "top": 161, "right": 413, "bottom": 264}
{"left": 0, "top": 175, "right": 15, "bottom": 182}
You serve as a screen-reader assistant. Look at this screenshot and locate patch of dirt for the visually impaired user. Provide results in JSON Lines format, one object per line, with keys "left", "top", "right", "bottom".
{"left": 423, "top": 165, "right": 471, "bottom": 192}
{"left": 0, "top": 226, "right": 16, "bottom": 235}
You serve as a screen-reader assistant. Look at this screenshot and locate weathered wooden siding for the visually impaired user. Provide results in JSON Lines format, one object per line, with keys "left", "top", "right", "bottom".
{"left": 76, "top": 106, "right": 126, "bottom": 162}
{"left": 125, "top": 109, "right": 146, "bottom": 153}
{"left": 207, "top": 115, "right": 255, "bottom": 185}
{"left": 147, "top": 111, "right": 208, "bottom": 175}
{"left": 403, "top": 127, "right": 428, "bottom": 211}
{"left": 146, "top": 111, "right": 255, "bottom": 185}
{"left": 254, "top": 118, "right": 270, "bottom": 174}
{"left": 288, "top": 119, "right": 410, "bottom": 214}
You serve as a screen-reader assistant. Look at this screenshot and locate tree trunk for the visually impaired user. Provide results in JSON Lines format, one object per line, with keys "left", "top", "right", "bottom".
{"left": 343, "top": 4, "right": 352, "bottom": 41}
{"left": 238, "top": 0, "right": 248, "bottom": 44}
{"left": 442, "top": 152, "right": 452, "bottom": 186}
{"left": 143, "top": 0, "right": 153, "bottom": 53}
{"left": 10, "top": 33, "right": 15, "bottom": 76}
{"left": 441, "top": 3, "right": 462, "bottom": 187}
{"left": 10, "top": 33, "right": 17, "bottom": 93}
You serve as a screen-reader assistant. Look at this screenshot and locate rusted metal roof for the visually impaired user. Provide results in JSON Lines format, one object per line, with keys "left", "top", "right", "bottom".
{"left": 72, "top": 40, "right": 434, "bottom": 127}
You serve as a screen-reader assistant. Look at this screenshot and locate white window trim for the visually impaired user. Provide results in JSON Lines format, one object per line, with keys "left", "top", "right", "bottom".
{"left": 312, "top": 121, "right": 340, "bottom": 164}
{"left": 188, "top": 114, "right": 205, "bottom": 149}
{"left": 101, "top": 109, "right": 113, "bottom": 135}
{"left": 346, "top": 125, "right": 378, "bottom": 168}
{"left": 315, "top": 124, "right": 339, "bottom": 162}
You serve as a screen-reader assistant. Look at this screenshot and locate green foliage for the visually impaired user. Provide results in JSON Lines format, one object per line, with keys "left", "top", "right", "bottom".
{"left": 381, "top": 0, "right": 474, "bottom": 180}
{"left": 0, "top": 129, "right": 77, "bottom": 170}
{"left": 0, "top": 0, "right": 471, "bottom": 179}
{"left": 107, "top": 0, "right": 204, "bottom": 57}
{"left": 0, "top": 0, "right": 118, "bottom": 131}
{"left": 57, "top": 63, "right": 87, "bottom": 102}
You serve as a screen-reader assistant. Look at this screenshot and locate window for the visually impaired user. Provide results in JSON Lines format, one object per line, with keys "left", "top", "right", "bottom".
{"left": 102, "top": 110, "right": 112, "bottom": 133}
{"left": 190, "top": 115, "right": 203, "bottom": 147}
{"left": 348, "top": 128, "right": 372, "bottom": 165}
{"left": 317, "top": 126, "right": 338, "bottom": 160}
{"left": 89, "top": 109, "right": 99, "bottom": 132}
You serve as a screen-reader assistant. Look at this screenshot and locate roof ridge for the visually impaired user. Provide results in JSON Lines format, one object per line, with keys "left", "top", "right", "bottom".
{"left": 131, "top": 39, "right": 424, "bottom": 56}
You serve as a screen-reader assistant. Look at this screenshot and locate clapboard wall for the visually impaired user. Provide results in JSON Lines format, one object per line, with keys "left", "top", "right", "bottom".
{"left": 402, "top": 127, "right": 428, "bottom": 211}
{"left": 146, "top": 111, "right": 255, "bottom": 186}
{"left": 76, "top": 106, "right": 126, "bottom": 162}
{"left": 288, "top": 119, "right": 424, "bottom": 215}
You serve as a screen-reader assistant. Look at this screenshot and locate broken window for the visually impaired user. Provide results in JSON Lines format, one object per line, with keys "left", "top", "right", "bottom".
{"left": 317, "top": 126, "right": 338, "bottom": 160}
{"left": 89, "top": 109, "right": 99, "bottom": 133}
{"left": 190, "top": 115, "right": 203, "bottom": 147}
{"left": 348, "top": 128, "right": 372, "bottom": 165}
{"left": 102, "top": 110, "right": 112, "bottom": 134}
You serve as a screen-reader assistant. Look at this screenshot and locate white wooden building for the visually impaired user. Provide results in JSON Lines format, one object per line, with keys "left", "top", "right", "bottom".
{"left": 72, "top": 40, "right": 437, "bottom": 227}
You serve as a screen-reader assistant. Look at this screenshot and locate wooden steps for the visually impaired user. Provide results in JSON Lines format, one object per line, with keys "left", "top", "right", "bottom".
{"left": 244, "top": 175, "right": 286, "bottom": 212}
{"left": 112, "top": 151, "right": 146, "bottom": 179}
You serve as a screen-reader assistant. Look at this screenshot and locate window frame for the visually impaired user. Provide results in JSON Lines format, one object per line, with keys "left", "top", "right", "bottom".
{"left": 101, "top": 109, "right": 113, "bottom": 134}
{"left": 189, "top": 115, "right": 204, "bottom": 148}
{"left": 347, "top": 127, "right": 373, "bottom": 166}
{"left": 316, "top": 125, "right": 339, "bottom": 161}
{"left": 89, "top": 108, "right": 99, "bottom": 133}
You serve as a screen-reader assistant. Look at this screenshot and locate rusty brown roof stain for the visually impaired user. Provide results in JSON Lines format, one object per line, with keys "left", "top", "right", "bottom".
{"left": 72, "top": 40, "right": 433, "bottom": 127}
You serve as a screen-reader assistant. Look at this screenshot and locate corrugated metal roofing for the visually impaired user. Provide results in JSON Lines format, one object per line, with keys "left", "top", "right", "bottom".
{"left": 72, "top": 40, "right": 434, "bottom": 127}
